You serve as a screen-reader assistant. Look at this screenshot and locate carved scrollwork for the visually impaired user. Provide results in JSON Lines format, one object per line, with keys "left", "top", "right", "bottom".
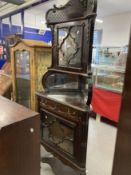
{"left": 79, "top": 0, "right": 87, "bottom": 10}
{"left": 46, "top": 0, "right": 97, "bottom": 25}
{"left": 87, "top": 0, "right": 96, "bottom": 14}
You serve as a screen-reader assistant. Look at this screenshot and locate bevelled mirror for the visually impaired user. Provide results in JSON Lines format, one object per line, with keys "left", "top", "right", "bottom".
{"left": 42, "top": 72, "right": 89, "bottom": 92}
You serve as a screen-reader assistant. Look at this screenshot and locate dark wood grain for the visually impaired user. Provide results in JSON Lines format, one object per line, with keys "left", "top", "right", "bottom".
{"left": 112, "top": 33, "right": 131, "bottom": 175}
{"left": 36, "top": 0, "right": 97, "bottom": 174}
{"left": 0, "top": 96, "right": 38, "bottom": 129}
{"left": 0, "top": 96, "right": 40, "bottom": 175}
{"left": 36, "top": 91, "right": 89, "bottom": 112}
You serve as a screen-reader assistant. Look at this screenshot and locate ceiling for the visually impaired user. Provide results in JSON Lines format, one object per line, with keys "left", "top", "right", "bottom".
{"left": 25, "top": 0, "right": 69, "bottom": 15}
{"left": 0, "top": 0, "right": 38, "bottom": 17}
{"left": 0, "top": 0, "right": 131, "bottom": 18}
{"left": 0, "top": 0, "right": 25, "bottom": 5}
{"left": 0, "top": 1, "right": 17, "bottom": 14}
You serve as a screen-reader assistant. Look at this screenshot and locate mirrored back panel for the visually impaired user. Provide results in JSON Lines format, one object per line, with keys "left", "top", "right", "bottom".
{"left": 42, "top": 72, "right": 90, "bottom": 93}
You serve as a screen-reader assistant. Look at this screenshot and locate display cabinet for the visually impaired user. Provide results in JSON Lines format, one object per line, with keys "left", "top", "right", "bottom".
{"left": 36, "top": 0, "right": 97, "bottom": 174}
{"left": 92, "top": 46, "right": 128, "bottom": 66}
{"left": 11, "top": 39, "right": 51, "bottom": 110}
{"left": 93, "top": 65, "right": 125, "bottom": 93}
{"left": 91, "top": 48, "right": 127, "bottom": 122}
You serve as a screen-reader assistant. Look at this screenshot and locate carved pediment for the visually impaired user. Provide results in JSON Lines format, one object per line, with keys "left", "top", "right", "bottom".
{"left": 46, "top": 0, "right": 97, "bottom": 25}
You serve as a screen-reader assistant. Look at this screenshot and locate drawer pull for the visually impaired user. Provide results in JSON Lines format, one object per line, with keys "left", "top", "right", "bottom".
{"left": 30, "top": 128, "right": 34, "bottom": 133}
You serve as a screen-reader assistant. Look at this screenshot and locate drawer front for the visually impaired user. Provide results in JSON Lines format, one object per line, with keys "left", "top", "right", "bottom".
{"left": 39, "top": 98, "right": 81, "bottom": 122}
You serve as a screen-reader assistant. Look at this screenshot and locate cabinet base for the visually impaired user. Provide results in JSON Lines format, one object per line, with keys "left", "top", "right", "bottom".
{"left": 42, "top": 157, "right": 86, "bottom": 175}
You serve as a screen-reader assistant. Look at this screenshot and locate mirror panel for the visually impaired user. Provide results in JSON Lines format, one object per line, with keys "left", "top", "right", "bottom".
{"left": 43, "top": 72, "right": 89, "bottom": 93}
{"left": 45, "top": 73, "right": 78, "bottom": 89}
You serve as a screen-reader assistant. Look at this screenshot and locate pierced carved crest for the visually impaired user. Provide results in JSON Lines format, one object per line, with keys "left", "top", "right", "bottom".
{"left": 46, "top": 0, "right": 97, "bottom": 25}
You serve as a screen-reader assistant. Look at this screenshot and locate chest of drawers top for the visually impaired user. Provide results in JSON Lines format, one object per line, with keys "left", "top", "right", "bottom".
{"left": 0, "top": 96, "right": 39, "bottom": 129}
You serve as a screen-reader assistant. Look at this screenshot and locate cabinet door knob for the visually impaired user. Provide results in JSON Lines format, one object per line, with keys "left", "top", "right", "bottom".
{"left": 30, "top": 128, "right": 34, "bottom": 133}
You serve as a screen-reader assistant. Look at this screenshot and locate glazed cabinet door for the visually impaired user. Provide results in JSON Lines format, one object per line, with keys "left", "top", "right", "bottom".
{"left": 39, "top": 108, "right": 88, "bottom": 169}
{"left": 15, "top": 50, "right": 31, "bottom": 107}
{"left": 11, "top": 48, "right": 32, "bottom": 108}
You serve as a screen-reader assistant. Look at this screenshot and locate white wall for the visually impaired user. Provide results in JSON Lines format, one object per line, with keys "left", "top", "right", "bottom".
{"left": 23, "top": 0, "right": 69, "bottom": 29}
{"left": 2, "top": 12, "right": 46, "bottom": 30}
{"left": 95, "top": 12, "right": 131, "bottom": 46}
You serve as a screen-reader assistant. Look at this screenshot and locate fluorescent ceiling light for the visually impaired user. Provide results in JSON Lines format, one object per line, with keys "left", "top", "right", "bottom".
{"left": 96, "top": 19, "right": 103, "bottom": 23}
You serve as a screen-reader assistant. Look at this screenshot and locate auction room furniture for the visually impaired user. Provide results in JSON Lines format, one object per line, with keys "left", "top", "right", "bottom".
{"left": 0, "top": 96, "right": 40, "bottom": 175}
{"left": 92, "top": 64, "right": 125, "bottom": 122}
{"left": 36, "top": 0, "right": 97, "bottom": 174}
{"left": 11, "top": 39, "right": 51, "bottom": 110}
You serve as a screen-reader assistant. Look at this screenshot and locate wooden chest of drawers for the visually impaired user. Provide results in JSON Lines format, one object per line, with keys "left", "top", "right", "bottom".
{"left": 0, "top": 96, "right": 40, "bottom": 175}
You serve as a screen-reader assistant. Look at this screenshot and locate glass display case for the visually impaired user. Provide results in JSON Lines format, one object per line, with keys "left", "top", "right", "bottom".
{"left": 92, "top": 46, "right": 128, "bottom": 93}
{"left": 92, "top": 46, "right": 128, "bottom": 66}
{"left": 11, "top": 39, "right": 51, "bottom": 110}
{"left": 93, "top": 65, "right": 125, "bottom": 93}
{"left": 15, "top": 50, "right": 31, "bottom": 107}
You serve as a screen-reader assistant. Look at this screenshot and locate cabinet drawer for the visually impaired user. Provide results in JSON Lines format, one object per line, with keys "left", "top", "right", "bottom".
{"left": 39, "top": 98, "right": 80, "bottom": 122}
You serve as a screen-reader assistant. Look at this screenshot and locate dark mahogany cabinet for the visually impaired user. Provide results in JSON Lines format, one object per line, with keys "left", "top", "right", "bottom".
{"left": 37, "top": 91, "right": 90, "bottom": 170}
{"left": 0, "top": 96, "right": 40, "bottom": 175}
{"left": 36, "top": 0, "right": 97, "bottom": 174}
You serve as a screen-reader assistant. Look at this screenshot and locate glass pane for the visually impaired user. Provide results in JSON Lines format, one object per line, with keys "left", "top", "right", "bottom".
{"left": 42, "top": 115, "right": 74, "bottom": 155}
{"left": 45, "top": 73, "right": 78, "bottom": 89}
{"left": 58, "top": 26, "right": 83, "bottom": 68}
{"left": 15, "top": 50, "right": 30, "bottom": 107}
{"left": 92, "top": 46, "right": 128, "bottom": 66}
{"left": 96, "top": 67, "right": 125, "bottom": 92}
